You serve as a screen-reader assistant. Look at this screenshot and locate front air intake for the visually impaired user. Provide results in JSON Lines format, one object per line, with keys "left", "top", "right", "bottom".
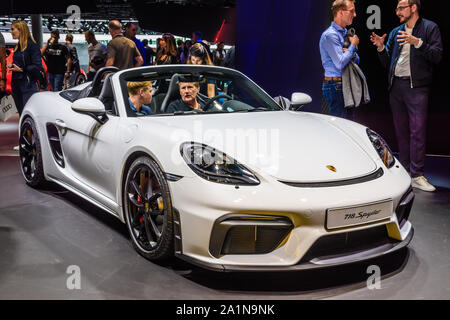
{"left": 209, "top": 215, "right": 293, "bottom": 258}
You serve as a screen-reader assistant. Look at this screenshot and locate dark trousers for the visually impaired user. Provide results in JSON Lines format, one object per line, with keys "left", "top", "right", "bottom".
{"left": 389, "top": 77, "right": 430, "bottom": 178}
{"left": 322, "top": 80, "right": 354, "bottom": 120}
{"left": 12, "top": 79, "right": 38, "bottom": 115}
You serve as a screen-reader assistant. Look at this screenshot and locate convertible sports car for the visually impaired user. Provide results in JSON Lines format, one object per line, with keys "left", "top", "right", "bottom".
{"left": 18, "top": 65, "right": 414, "bottom": 272}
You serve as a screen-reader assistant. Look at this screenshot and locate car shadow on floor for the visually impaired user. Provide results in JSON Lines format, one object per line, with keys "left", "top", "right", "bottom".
{"left": 157, "top": 248, "right": 411, "bottom": 295}
{"left": 192, "top": 250, "right": 408, "bottom": 294}
{"left": 35, "top": 182, "right": 129, "bottom": 239}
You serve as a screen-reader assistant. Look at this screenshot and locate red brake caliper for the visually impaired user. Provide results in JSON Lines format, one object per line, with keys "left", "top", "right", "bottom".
{"left": 137, "top": 175, "right": 149, "bottom": 224}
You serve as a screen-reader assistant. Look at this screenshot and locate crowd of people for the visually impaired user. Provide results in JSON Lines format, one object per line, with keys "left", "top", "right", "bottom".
{"left": 0, "top": 19, "right": 235, "bottom": 151}
{"left": 0, "top": 19, "right": 235, "bottom": 114}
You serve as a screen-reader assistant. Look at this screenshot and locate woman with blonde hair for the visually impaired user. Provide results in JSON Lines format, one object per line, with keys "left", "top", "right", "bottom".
{"left": 187, "top": 43, "right": 215, "bottom": 97}
{"left": 7, "top": 21, "right": 42, "bottom": 116}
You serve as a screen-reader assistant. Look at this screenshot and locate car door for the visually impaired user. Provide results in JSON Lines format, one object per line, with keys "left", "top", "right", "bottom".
{"left": 58, "top": 105, "right": 120, "bottom": 205}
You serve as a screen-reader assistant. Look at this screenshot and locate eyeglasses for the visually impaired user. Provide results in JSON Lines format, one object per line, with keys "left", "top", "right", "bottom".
{"left": 395, "top": 5, "right": 411, "bottom": 13}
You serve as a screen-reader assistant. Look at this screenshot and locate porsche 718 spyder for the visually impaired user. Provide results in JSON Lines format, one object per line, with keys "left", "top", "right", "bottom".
{"left": 18, "top": 65, "right": 414, "bottom": 272}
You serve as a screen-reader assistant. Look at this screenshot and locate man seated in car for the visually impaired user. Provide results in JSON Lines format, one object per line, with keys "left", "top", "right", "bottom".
{"left": 127, "top": 81, "right": 153, "bottom": 115}
{"left": 167, "top": 81, "right": 205, "bottom": 113}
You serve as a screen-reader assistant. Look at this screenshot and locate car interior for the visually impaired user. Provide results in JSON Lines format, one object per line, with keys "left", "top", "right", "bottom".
{"left": 59, "top": 66, "right": 283, "bottom": 118}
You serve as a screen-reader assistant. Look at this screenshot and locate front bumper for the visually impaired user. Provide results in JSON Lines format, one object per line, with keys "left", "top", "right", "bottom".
{"left": 176, "top": 224, "right": 414, "bottom": 272}
{"left": 169, "top": 163, "right": 414, "bottom": 272}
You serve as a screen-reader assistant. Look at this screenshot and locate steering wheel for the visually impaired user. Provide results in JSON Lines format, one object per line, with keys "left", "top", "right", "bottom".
{"left": 202, "top": 94, "right": 233, "bottom": 112}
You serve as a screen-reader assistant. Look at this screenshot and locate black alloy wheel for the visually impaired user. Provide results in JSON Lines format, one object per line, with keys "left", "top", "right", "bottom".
{"left": 19, "top": 117, "right": 46, "bottom": 188}
{"left": 124, "top": 156, "right": 174, "bottom": 261}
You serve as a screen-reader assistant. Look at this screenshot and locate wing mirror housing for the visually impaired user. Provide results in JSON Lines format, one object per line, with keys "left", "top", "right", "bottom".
{"left": 274, "top": 93, "right": 312, "bottom": 111}
{"left": 71, "top": 98, "right": 109, "bottom": 124}
{"left": 290, "top": 93, "right": 312, "bottom": 110}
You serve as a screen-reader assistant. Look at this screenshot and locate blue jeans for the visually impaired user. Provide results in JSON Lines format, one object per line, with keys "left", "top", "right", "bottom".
{"left": 322, "top": 80, "right": 354, "bottom": 120}
{"left": 48, "top": 73, "right": 64, "bottom": 92}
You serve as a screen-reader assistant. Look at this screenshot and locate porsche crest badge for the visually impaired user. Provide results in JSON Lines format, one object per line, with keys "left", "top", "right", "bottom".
{"left": 327, "top": 165, "right": 337, "bottom": 172}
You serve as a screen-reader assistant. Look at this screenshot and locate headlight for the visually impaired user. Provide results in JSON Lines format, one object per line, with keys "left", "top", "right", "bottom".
{"left": 366, "top": 129, "right": 395, "bottom": 168}
{"left": 180, "top": 142, "right": 260, "bottom": 185}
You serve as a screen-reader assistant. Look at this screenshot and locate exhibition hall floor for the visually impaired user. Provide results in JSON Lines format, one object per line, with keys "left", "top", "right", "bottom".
{"left": 1, "top": 115, "right": 449, "bottom": 300}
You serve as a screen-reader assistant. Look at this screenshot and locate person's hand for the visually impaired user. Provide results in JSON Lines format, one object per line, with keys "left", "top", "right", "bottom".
{"left": 8, "top": 63, "right": 23, "bottom": 72}
{"left": 370, "top": 32, "right": 387, "bottom": 50}
{"left": 397, "top": 30, "right": 420, "bottom": 46}
{"left": 64, "top": 72, "right": 70, "bottom": 80}
{"left": 349, "top": 34, "right": 360, "bottom": 47}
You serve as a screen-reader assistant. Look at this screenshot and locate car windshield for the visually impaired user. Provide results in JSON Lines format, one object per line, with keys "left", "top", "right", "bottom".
{"left": 119, "top": 66, "right": 282, "bottom": 117}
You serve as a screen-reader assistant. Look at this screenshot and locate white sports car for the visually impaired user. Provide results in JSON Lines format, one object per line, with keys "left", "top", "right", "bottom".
{"left": 19, "top": 65, "right": 414, "bottom": 272}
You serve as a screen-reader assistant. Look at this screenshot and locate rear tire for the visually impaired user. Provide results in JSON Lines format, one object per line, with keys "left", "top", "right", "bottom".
{"left": 19, "top": 117, "right": 46, "bottom": 188}
{"left": 123, "top": 156, "right": 174, "bottom": 261}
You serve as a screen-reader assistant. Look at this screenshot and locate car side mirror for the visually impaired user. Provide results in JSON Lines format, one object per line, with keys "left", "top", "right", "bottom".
{"left": 290, "top": 93, "right": 312, "bottom": 110}
{"left": 71, "top": 98, "right": 109, "bottom": 124}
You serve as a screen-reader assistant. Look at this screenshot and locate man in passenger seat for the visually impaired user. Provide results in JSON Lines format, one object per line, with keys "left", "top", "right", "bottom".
{"left": 127, "top": 81, "right": 153, "bottom": 115}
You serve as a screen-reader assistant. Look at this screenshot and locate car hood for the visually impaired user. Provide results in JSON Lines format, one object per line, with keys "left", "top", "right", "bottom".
{"left": 144, "top": 111, "right": 378, "bottom": 182}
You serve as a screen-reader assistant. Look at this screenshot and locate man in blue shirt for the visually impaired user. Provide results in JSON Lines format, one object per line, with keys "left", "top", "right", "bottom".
{"left": 125, "top": 22, "right": 147, "bottom": 67}
{"left": 319, "top": 0, "right": 360, "bottom": 119}
{"left": 127, "top": 81, "right": 153, "bottom": 115}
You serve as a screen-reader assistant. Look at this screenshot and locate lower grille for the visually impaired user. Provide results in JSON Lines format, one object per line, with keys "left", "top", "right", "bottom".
{"left": 299, "top": 225, "right": 397, "bottom": 264}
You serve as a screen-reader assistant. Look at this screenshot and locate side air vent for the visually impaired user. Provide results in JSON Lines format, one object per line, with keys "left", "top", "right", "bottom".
{"left": 46, "top": 124, "right": 65, "bottom": 168}
{"left": 395, "top": 187, "right": 414, "bottom": 228}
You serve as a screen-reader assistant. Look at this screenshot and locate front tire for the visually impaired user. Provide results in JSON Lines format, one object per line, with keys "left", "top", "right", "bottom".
{"left": 123, "top": 156, "right": 174, "bottom": 261}
{"left": 19, "top": 117, "right": 46, "bottom": 188}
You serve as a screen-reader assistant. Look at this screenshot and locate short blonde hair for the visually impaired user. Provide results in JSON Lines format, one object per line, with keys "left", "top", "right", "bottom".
{"left": 127, "top": 81, "right": 152, "bottom": 96}
{"left": 332, "top": 0, "right": 355, "bottom": 17}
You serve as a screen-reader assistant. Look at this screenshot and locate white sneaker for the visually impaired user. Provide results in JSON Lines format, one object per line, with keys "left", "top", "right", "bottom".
{"left": 412, "top": 176, "right": 436, "bottom": 192}
{"left": 13, "top": 145, "right": 19, "bottom": 151}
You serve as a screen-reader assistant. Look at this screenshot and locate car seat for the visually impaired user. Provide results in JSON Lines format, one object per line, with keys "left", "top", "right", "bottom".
{"left": 98, "top": 74, "right": 116, "bottom": 115}
{"left": 160, "top": 74, "right": 181, "bottom": 113}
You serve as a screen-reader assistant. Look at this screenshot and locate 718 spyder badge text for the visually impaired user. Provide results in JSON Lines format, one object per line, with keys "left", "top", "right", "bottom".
{"left": 344, "top": 209, "right": 382, "bottom": 220}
